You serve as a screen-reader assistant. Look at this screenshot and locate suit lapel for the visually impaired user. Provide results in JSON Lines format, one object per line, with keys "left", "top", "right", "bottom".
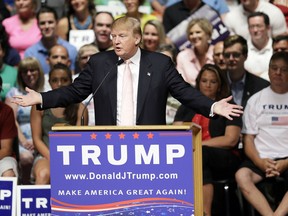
{"left": 137, "top": 51, "right": 152, "bottom": 121}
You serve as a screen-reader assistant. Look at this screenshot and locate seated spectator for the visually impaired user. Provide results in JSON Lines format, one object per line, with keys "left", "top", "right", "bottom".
{"left": 5, "top": 57, "right": 45, "bottom": 184}
{"left": 0, "top": 76, "right": 18, "bottom": 178}
{"left": 74, "top": 44, "right": 99, "bottom": 126}
{"left": 0, "top": 37, "right": 17, "bottom": 101}
{"left": 0, "top": 21, "right": 21, "bottom": 67}
{"left": 116, "top": 0, "right": 157, "bottom": 30}
{"left": 56, "top": 0, "right": 96, "bottom": 41}
{"left": 2, "top": 0, "right": 41, "bottom": 59}
{"left": 213, "top": 40, "right": 226, "bottom": 71}
{"left": 244, "top": 12, "right": 273, "bottom": 81}
{"left": 75, "top": 43, "right": 99, "bottom": 75}
{"left": 223, "top": 35, "right": 270, "bottom": 108}
{"left": 157, "top": 43, "right": 178, "bottom": 64}
{"left": 174, "top": 64, "right": 242, "bottom": 216}
{"left": 235, "top": 51, "right": 288, "bottom": 215}
{"left": 223, "top": 0, "right": 287, "bottom": 39}
{"left": 142, "top": 20, "right": 168, "bottom": 52}
{"left": 30, "top": 64, "right": 88, "bottom": 184}
{"left": 176, "top": 18, "right": 214, "bottom": 86}
{"left": 25, "top": 6, "right": 77, "bottom": 75}
{"left": 272, "top": 33, "right": 288, "bottom": 53}
{"left": 92, "top": 11, "right": 114, "bottom": 52}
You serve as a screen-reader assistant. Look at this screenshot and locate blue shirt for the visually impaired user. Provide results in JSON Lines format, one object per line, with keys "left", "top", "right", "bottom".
{"left": 24, "top": 37, "right": 77, "bottom": 74}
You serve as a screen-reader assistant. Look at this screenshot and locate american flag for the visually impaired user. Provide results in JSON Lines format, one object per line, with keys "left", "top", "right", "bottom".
{"left": 271, "top": 116, "right": 288, "bottom": 126}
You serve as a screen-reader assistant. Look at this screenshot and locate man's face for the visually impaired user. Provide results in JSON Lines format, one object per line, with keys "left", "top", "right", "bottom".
{"left": 38, "top": 12, "right": 57, "bottom": 38}
{"left": 94, "top": 13, "right": 113, "bottom": 45}
{"left": 223, "top": 43, "right": 247, "bottom": 72}
{"left": 213, "top": 41, "right": 226, "bottom": 70}
{"left": 248, "top": 16, "right": 269, "bottom": 44}
{"left": 47, "top": 46, "right": 70, "bottom": 67}
{"left": 111, "top": 25, "right": 141, "bottom": 60}
{"left": 273, "top": 40, "right": 288, "bottom": 53}
{"left": 269, "top": 58, "right": 288, "bottom": 91}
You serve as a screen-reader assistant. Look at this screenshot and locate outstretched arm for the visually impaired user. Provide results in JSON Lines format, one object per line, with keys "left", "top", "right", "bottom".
{"left": 213, "top": 96, "right": 243, "bottom": 120}
{"left": 12, "top": 87, "right": 42, "bottom": 107}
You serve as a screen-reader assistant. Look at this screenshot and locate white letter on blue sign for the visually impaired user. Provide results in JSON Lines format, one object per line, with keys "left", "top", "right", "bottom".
{"left": 82, "top": 145, "right": 101, "bottom": 165}
{"left": 0, "top": 190, "right": 11, "bottom": 200}
{"left": 57, "top": 145, "right": 75, "bottom": 165}
{"left": 166, "top": 144, "right": 185, "bottom": 164}
{"left": 36, "top": 197, "right": 48, "bottom": 208}
{"left": 135, "top": 145, "right": 160, "bottom": 164}
{"left": 22, "top": 198, "right": 33, "bottom": 208}
{"left": 107, "top": 145, "right": 128, "bottom": 165}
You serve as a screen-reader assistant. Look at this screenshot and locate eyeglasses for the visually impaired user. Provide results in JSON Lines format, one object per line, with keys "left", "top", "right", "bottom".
{"left": 21, "top": 69, "right": 38, "bottom": 75}
{"left": 223, "top": 52, "right": 242, "bottom": 59}
{"left": 269, "top": 65, "right": 288, "bottom": 74}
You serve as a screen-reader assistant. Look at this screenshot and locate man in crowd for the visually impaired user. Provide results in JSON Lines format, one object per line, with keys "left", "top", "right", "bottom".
{"left": 272, "top": 33, "right": 288, "bottom": 53}
{"left": 236, "top": 51, "right": 288, "bottom": 216}
{"left": 213, "top": 41, "right": 226, "bottom": 71}
{"left": 25, "top": 6, "right": 77, "bottom": 74}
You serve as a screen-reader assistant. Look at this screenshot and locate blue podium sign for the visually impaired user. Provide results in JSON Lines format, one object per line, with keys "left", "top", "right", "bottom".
{"left": 49, "top": 129, "right": 195, "bottom": 215}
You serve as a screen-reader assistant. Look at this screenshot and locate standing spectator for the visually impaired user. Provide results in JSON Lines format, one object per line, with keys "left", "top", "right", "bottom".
{"left": 173, "top": 64, "right": 242, "bottom": 216}
{"left": 223, "top": 35, "right": 270, "bottom": 108}
{"left": 142, "top": 19, "right": 168, "bottom": 52}
{"left": 5, "top": 57, "right": 45, "bottom": 184}
{"left": 92, "top": 11, "right": 114, "bottom": 52}
{"left": 223, "top": 0, "right": 287, "bottom": 39}
{"left": 116, "top": 0, "right": 157, "bottom": 30}
{"left": 272, "top": 33, "right": 288, "bottom": 53}
{"left": 0, "top": 38, "right": 17, "bottom": 101}
{"left": 0, "top": 23, "right": 21, "bottom": 67}
{"left": 56, "top": 0, "right": 96, "bottom": 41}
{"left": 30, "top": 64, "right": 88, "bottom": 184}
{"left": 25, "top": 6, "right": 77, "bottom": 75}
{"left": 0, "top": 76, "right": 18, "bottom": 178}
{"left": 235, "top": 51, "right": 288, "bottom": 216}
{"left": 176, "top": 18, "right": 214, "bottom": 86}
{"left": 244, "top": 12, "right": 273, "bottom": 81}
{"left": 75, "top": 43, "right": 98, "bottom": 75}
{"left": 213, "top": 40, "right": 226, "bottom": 71}
{"left": 2, "top": 0, "right": 41, "bottom": 59}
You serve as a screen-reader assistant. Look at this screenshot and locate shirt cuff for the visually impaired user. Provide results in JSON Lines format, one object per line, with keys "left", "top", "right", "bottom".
{"left": 209, "top": 102, "right": 217, "bottom": 117}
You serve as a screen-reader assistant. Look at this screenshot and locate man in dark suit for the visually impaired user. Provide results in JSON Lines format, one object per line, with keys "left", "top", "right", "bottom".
{"left": 223, "top": 35, "right": 270, "bottom": 108}
{"left": 13, "top": 16, "right": 242, "bottom": 125}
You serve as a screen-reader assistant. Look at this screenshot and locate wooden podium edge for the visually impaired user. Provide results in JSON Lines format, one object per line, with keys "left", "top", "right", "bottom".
{"left": 51, "top": 123, "right": 203, "bottom": 215}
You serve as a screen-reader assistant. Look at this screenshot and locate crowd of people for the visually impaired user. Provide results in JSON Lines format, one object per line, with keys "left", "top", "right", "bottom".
{"left": 1, "top": 0, "right": 288, "bottom": 215}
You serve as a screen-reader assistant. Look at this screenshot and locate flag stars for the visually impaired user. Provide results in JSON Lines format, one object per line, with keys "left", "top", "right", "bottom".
{"left": 119, "top": 132, "right": 125, "bottom": 139}
{"left": 147, "top": 132, "right": 154, "bottom": 139}
{"left": 133, "top": 132, "right": 140, "bottom": 139}
{"left": 90, "top": 133, "right": 97, "bottom": 140}
{"left": 105, "top": 133, "right": 112, "bottom": 139}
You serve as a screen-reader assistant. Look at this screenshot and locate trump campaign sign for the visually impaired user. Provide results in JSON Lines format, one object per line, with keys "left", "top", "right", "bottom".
{"left": 49, "top": 127, "right": 195, "bottom": 215}
{"left": 0, "top": 177, "right": 17, "bottom": 216}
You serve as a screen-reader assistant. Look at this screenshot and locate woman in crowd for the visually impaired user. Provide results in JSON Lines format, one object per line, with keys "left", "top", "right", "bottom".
{"left": 56, "top": 0, "right": 96, "bottom": 41}
{"left": 174, "top": 64, "right": 242, "bottom": 216}
{"left": 142, "top": 19, "right": 168, "bottom": 52}
{"left": 176, "top": 18, "right": 214, "bottom": 86}
{"left": 5, "top": 57, "right": 45, "bottom": 184}
{"left": 117, "top": 0, "right": 157, "bottom": 30}
{"left": 2, "top": 0, "right": 41, "bottom": 59}
{"left": 30, "top": 63, "right": 88, "bottom": 184}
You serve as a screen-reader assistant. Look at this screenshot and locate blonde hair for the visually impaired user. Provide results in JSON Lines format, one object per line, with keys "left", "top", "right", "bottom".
{"left": 186, "top": 18, "right": 213, "bottom": 39}
{"left": 17, "top": 57, "right": 45, "bottom": 92}
{"left": 143, "top": 20, "right": 166, "bottom": 48}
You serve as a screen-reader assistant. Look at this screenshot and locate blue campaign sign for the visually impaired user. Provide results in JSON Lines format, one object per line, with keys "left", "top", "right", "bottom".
{"left": 0, "top": 177, "right": 17, "bottom": 216}
{"left": 17, "top": 185, "right": 51, "bottom": 216}
{"left": 49, "top": 130, "right": 194, "bottom": 215}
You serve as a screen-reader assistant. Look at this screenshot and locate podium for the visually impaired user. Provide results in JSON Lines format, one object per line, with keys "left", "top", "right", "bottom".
{"left": 49, "top": 124, "right": 203, "bottom": 215}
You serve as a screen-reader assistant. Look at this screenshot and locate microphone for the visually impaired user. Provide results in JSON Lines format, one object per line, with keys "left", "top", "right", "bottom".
{"left": 81, "top": 59, "right": 124, "bottom": 125}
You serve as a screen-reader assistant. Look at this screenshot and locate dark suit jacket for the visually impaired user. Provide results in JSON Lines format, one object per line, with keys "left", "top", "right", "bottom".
{"left": 241, "top": 72, "right": 270, "bottom": 108}
{"left": 41, "top": 49, "right": 214, "bottom": 125}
